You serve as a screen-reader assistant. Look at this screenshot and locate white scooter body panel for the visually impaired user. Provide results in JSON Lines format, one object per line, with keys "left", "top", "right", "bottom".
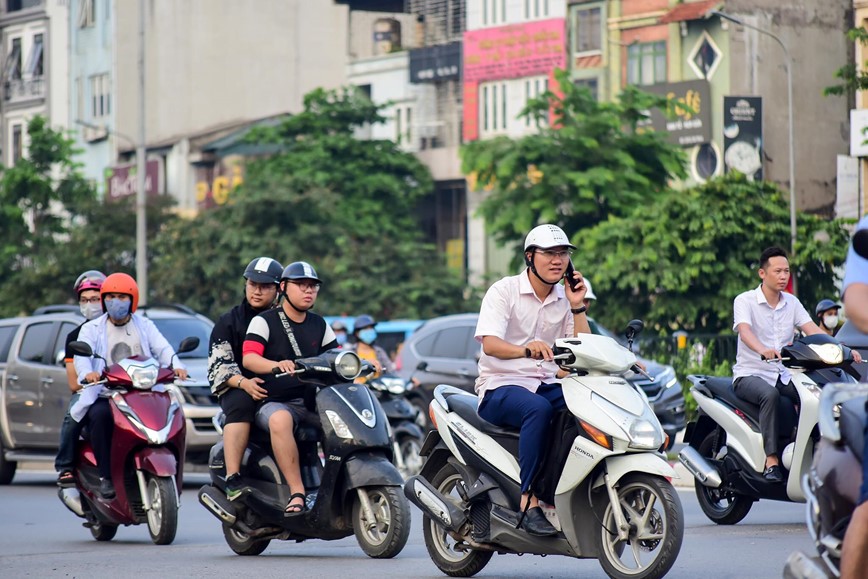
{"left": 692, "top": 388, "right": 766, "bottom": 472}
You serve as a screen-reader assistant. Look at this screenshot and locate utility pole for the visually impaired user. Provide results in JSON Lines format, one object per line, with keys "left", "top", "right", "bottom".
{"left": 136, "top": 0, "right": 148, "bottom": 304}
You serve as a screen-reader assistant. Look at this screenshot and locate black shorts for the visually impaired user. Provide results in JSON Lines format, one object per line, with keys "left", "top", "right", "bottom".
{"left": 219, "top": 387, "right": 257, "bottom": 424}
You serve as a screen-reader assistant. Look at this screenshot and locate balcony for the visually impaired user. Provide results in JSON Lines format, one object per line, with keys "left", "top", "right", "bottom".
{"left": 4, "top": 77, "right": 44, "bottom": 103}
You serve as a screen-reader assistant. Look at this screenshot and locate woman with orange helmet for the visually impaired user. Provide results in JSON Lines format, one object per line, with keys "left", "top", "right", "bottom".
{"left": 70, "top": 272, "right": 188, "bottom": 499}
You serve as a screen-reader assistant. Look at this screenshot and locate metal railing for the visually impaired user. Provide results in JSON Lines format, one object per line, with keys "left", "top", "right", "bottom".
{"left": 4, "top": 77, "right": 44, "bottom": 102}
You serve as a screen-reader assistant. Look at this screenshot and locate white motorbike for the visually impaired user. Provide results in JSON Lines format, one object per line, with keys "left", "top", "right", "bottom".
{"left": 679, "top": 334, "right": 859, "bottom": 525}
{"left": 404, "top": 321, "right": 684, "bottom": 579}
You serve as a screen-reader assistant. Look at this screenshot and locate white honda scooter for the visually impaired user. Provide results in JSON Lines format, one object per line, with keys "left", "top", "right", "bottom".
{"left": 404, "top": 321, "right": 684, "bottom": 579}
{"left": 679, "top": 334, "right": 859, "bottom": 525}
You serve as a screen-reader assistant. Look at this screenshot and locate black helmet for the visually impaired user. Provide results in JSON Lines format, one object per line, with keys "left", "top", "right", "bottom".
{"left": 244, "top": 257, "right": 284, "bottom": 284}
{"left": 281, "top": 261, "right": 321, "bottom": 283}
{"left": 353, "top": 314, "right": 376, "bottom": 331}
{"left": 815, "top": 299, "right": 840, "bottom": 317}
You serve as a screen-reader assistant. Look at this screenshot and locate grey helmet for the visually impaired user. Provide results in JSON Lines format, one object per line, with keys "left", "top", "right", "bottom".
{"left": 244, "top": 257, "right": 284, "bottom": 284}
{"left": 281, "top": 261, "right": 321, "bottom": 283}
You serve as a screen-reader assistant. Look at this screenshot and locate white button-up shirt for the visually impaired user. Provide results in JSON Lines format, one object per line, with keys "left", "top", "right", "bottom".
{"left": 843, "top": 215, "right": 868, "bottom": 297}
{"left": 474, "top": 271, "right": 574, "bottom": 399}
{"left": 732, "top": 284, "right": 812, "bottom": 386}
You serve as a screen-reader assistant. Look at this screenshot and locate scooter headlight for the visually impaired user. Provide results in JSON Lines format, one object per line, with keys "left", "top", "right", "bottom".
{"left": 325, "top": 410, "right": 354, "bottom": 439}
{"left": 119, "top": 358, "right": 159, "bottom": 390}
{"left": 592, "top": 392, "right": 664, "bottom": 450}
{"left": 379, "top": 376, "right": 408, "bottom": 395}
{"left": 333, "top": 351, "right": 362, "bottom": 381}
{"left": 628, "top": 419, "right": 664, "bottom": 450}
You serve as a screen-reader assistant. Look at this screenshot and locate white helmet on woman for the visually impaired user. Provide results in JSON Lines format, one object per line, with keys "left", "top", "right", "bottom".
{"left": 524, "top": 224, "right": 576, "bottom": 251}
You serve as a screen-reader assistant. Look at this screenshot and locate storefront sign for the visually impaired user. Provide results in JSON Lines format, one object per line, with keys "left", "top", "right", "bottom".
{"left": 196, "top": 164, "right": 244, "bottom": 207}
{"left": 723, "top": 96, "right": 763, "bottom": 181}
{"left": 641, "top": 80, "right": 712, "bottom": 147}
{"left": 105, "top": 159, "right": 162, "bottom": 200}
{"left": 409, "top": 42, "right": 461, "bottom": 83}
{"left": 463, "top": 19, "right": 566, "bottom": 83}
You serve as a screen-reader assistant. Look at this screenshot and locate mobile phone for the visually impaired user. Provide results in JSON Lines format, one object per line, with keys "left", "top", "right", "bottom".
{"left": 564, "top": 260, "right": 580, "bottom": 292}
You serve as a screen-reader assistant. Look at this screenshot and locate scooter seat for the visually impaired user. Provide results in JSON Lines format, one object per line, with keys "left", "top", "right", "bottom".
{"left": 445, "top": 393, "right": 521, "bottom": 457}
{"left": 695, "top": 375, "right": 762, "bottom": 428}
{"left": 839, "top": 398, "right": 866, "bottom": 463}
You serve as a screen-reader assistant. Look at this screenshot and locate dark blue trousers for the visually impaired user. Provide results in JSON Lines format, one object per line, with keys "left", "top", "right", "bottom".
{"left": 478, "top": 383, "right": 566, "bottom": 494}
{"left": 54, "top": 392, "right": 82, "bottom": 473}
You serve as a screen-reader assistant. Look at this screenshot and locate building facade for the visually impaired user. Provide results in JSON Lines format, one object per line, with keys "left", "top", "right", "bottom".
{"left": 0, "top": 0, "right": 67, "bottom": 166}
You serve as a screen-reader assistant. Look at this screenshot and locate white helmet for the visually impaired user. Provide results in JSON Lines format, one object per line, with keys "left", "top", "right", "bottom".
{"left": 524, "top": 224, "right": 576, "bottom": 251}
{"left": 584, "top": 278, "right": 597, "bottom": 301}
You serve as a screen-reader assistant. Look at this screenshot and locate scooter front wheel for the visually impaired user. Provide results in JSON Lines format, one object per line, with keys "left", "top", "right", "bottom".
{"left": 146, "top": 475, "right": 178, "bottom": 545}
{"left": 352, "top": 486, "right": 411, "bottom": 558}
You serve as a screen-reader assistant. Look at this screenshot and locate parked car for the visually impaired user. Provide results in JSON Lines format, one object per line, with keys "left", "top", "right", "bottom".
{"left": 0, "top": 304, "right": 219, "bottom": 484}
{"left": 395, "top": 313, "right": 686, "bottom": 448}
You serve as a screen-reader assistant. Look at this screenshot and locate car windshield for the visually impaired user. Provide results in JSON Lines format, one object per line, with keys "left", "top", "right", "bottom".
{"left": 150, "top": 317, "right": 211, "bottom": 358}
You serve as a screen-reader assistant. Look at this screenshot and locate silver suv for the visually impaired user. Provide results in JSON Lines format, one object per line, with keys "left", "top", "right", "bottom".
{"left": 0, "top": 305, "right": 219, "bottom": 484}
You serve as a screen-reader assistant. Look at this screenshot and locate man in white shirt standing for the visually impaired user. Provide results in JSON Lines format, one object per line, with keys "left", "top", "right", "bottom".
{"left": 732, "top": 247, "right": 826, "bottom": 483}
{"left": 474, "top": 224, "right": 591, "bottom": 536}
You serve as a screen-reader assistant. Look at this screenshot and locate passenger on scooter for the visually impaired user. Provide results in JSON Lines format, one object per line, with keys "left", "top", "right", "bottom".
{"left": 72, "top": 273, "right": 188, "bottom": 499}
{"left": 474, "top": 224, "right": 591, "bottom": 537}
{"left": 731, "top": 247, "right": 861, "bottom": 483}
{"left": 242, "top": 261, "right": 338, "bottom": 515}
{"left": 55, "top": 270, "right": 107, "bottom": 487}
{"left": 814, "top": 299, "right": 842, "bottom": 337}
{"left": 207, "top": 257, "right": 283, "bottom": 501}
{"left": 347, "top": 314, "right": 394, "bottom": 381}
{"left": 840, "top": 216, "right": 868, "bottom": 579}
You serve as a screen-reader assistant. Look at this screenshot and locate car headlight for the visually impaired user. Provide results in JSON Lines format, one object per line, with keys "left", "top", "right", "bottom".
{"left": 592, "top": 392, "right": 664, "bottom": 450}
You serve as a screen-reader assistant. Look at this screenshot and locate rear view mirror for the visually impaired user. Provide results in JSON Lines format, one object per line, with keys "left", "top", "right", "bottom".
{"left": 67, "top": 340, "right": 94, "bottom": 358}
{"left": 416, "top": 361, "right": 428, "bottom": 372}
{"left": 625, "top": 319, "right": 645, "bottom": 341}
{"left": 177, "top": 337, "right": 200, "bottom": 354}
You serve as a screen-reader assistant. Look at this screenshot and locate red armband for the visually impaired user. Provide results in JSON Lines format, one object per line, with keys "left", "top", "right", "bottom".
{"left": 242, "top": 340, "right": 265, "bottom": 357}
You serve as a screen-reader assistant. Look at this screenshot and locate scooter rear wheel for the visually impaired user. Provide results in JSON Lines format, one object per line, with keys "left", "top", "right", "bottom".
{"left": 90, "top": 521, "right": 118, "bottom": 541}
{"left": 422, "top": 463, "right": 493, "bottom": 577}
{"left": 352, "top": 486, "right": 411, "bottom": 558}
{"left": 694, "top": 431, "right": 753, "bottom": 525}
{"left": 222, "top": 524, "right": 270, "bottom": 556}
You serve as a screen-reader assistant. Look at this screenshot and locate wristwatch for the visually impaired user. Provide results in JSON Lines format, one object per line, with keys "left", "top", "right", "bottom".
{"left": 571, "top": 305, "right": 587, "bottom": 314}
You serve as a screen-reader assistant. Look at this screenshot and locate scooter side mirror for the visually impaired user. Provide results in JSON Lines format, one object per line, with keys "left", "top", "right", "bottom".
{"left": 67, "top": 340, "right": 94, "bottom": 357}
{"left": 177, "top": 337, "right": 200, "bottom": 354}
{"left": 625, "top": 319, "right": 645, "bottom": 340}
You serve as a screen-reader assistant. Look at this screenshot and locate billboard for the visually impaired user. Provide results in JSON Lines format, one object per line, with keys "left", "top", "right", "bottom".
{"left": 105, "top": 159, "right": 162, "bottom": 201}
{"left": 723, "top": 96, "right": 763, "bottom": 181}
{"left": 641, "top": 80, "right": 712, "bottom": 147}
{"left": 409, "top": 41, "right": 461, "bottom": 83}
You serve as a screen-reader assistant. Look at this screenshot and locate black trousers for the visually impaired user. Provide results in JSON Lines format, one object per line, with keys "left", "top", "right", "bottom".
{"left": 733, "top": 375, "right": 799, "bottom": 456}
{"left": 81, "top": 398, "right": 114, "bottom": 479}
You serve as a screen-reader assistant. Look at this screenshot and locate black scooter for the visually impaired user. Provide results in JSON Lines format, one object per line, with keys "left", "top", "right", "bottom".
{"left": 198, "top": 349, "right": 411, "bottom": 558}
{"left": 368, "top": 375, "right": 425, "bottom": 478}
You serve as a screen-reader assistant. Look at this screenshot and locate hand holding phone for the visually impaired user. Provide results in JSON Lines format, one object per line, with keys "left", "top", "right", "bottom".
{"left": 564, "top": 261, "right": 580, "bottom": 292}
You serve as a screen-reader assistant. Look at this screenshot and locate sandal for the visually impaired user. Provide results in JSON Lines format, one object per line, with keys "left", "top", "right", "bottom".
{"left": 57, "top": 470, "right": 75, "bottom": 488}
{"left": 284, "top": 492, "right": 306, "bottom": 516}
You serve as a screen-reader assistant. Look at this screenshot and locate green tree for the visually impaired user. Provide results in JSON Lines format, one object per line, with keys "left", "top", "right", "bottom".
{"left": 825, "top": 27, "right": 868, "bottom": 96}
{"left": 461, "top": 68, "right": 687, "bottom": 257}
{"left": 581, "top": 173, "right": 851, "bottom": 334}
{"left": 150, "top": 87, "right": 471, "bottom": 320}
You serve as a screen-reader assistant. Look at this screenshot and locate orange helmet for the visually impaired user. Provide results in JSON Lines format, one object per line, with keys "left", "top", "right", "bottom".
{"left": 100, "top": 273, "right": 139, "bottom": 313}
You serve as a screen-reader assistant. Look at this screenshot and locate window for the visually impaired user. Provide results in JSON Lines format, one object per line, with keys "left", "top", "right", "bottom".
{"left": 52, "top": 322, "right": 77, "bottom": 365}
{"left": 525, "top": 0, "right": 550, "bottom": 19}
{"left": 525, "top": 76, "right": 549, "bottom": 126}
{"left": 574, "top": 6, "right": 602, "bottom": 54}
{"left": 11, "top": 124, "right": 22, "bottom": 164}
{"left": 78, "top": 0, "right": 95, "bottom": 28}
{"left": 90, "top": 73, "right": 110, "bottom": 119}
{"left": 479, "top": 81, "right": 507, "bottom": 135}
{"left": 413, "top": 333, "right": 437, "bottom": 357}
{"left": 5, "top": 38, "right": 21, "bottom": 81}
{"left": 7, "top": 0, "right": 40, "bottom": 11}
{"left": 627, "top": 41, "right": 666, "bottom": 86}
{"left": 431, "top": 327, "right": 473, "bottom": 359}
{"left": 25, "top": 33, "right": 42, "bottom": 78}
{"left": 18, "top": 322, "right": 53, "bottom": 364}
{"left": 0, "top": 325, "right": 16, "bottom": 361}
{"left": 75, "top": 77, "right": 83, "bottom": 121}
{"left": 395, "top": 105, "right": 412, "bottom": 145}
{"left": 574, "top": 77, "right": 599, "bottom": 100}
{"left": 482, "top": 0, "right": 506, "bottom": 26}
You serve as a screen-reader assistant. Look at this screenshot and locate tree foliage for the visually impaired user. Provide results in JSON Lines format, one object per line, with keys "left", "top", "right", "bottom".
{"left": 581, "top": 173, "right": 851, "bottom": 334}
{"left": 824, "top": 27, "right": 868, "bottom": 96}
{"left": 151, "top": 87, "right": 470, "bottom": 320}
{"left": 461, "top": 68, "right": 687, "bottom": 258}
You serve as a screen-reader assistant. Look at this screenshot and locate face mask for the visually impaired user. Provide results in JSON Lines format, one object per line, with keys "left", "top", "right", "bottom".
{"left": 335, "top": 332, "right": 347, "bottom": 346}
{"left": 823, "top": 314, "right": 839, "bottom": 329}
{"left": 80, "top": 302, "right": 103, "bottom": 320}
{"left": 105, "top": 298, "right": 131, "bottom": 321}
{"left": 358, "top": 328, "right": 377, "bottom": 345}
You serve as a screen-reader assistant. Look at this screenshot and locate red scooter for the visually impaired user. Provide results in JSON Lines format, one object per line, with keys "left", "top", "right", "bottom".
{"left": 58, "top": 337, "right": 198, "bottom": 545}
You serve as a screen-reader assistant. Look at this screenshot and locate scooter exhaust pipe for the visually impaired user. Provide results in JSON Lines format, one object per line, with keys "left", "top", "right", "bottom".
{"left": 403, "top": 475, "right": 467, "bottom": 533}
{"left": 58, "top": 488, "right": 85, "bottom": 517}
{"left": 198, "top": 484, "right": 237, "bottom": 525}
{"left": 678, "top": 446, "right": 723, "bottom": 488}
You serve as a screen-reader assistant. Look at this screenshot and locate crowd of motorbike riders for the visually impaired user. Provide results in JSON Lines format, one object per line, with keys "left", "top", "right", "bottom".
{"left": 51, "top": 220, "right": 868, "bottom": 575}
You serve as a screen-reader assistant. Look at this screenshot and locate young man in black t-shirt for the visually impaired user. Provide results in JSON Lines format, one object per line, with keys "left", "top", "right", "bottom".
{"left": 243, "top": 261, "right": 337, "bottom": 515}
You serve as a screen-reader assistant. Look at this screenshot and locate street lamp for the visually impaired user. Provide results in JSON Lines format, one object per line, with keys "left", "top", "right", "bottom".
{"left": 711, "top": 10, "right": 798, "bottom": 293}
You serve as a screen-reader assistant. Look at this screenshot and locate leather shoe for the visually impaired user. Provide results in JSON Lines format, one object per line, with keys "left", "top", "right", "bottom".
{"left": 521, "top": 506, "right": 558, "bottom": 536}
{"left": 763, "top": 465, "right": 784, "bottom": 483}
{"left": 98, "top": 477, "right": 116, "bottom": 500}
